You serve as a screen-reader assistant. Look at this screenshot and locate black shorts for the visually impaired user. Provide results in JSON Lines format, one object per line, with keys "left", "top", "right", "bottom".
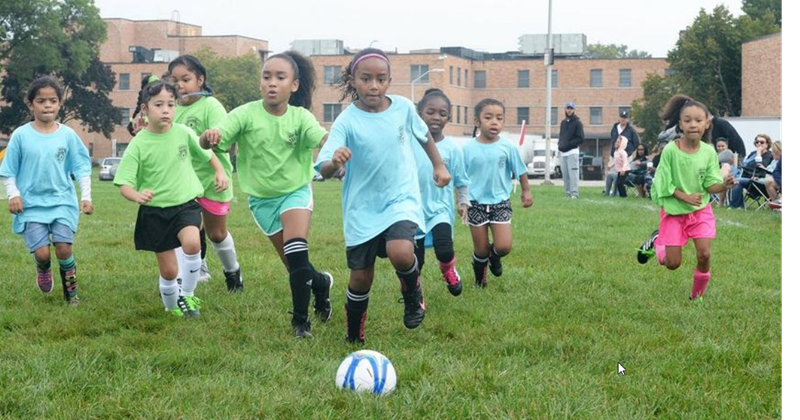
{"left": 467, "top": 200, "right": 512, "bottom": 226}
{"left": 134, "top": 200, "right": 202, "bottom": 253}
{"left": 346, "top": 221, "right": 418, "bottom": 270}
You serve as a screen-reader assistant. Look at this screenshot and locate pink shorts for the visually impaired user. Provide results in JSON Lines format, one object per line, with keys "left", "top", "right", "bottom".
{"left": 196, "top": 197, "right": 231, "bottom": 216}
{"left": 656, "top": 204, "right": 716, "bottom": 247}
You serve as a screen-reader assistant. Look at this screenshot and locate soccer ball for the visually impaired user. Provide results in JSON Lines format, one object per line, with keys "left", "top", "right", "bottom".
{"left": 335, "top": 350, "right": 397, "bottom": 395}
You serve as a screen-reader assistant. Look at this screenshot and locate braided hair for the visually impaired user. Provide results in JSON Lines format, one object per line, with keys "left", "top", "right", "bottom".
{"left": 127, "top": 76, "right": 177, "bottom": 135}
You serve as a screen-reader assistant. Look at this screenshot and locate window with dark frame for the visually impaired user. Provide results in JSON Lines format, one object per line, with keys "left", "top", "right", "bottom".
{"left": 518, "top": 70, "right": 530, "bottom": 88}
{"left": 119, "top": 73, "right": 130, "bottom": 90}
{"left": 619, "top": 69, "right": 632, "bottom": 87}
{"left": 590, "top": 69, "right": 602, "bottom": 88}
{"left": 474, "top": 70, "right": 486, "bottom": 88}
{"left": 324, "top": 66, "right": 341, "bottom": 85}
{"left": 323, "top": 104, "right": 342, "bottom": 122}
{"left": 590, "top": 107, "right": 603, "bottom": 125}
{"left": 517, "top": 107, "right": 529, "bottom": 125}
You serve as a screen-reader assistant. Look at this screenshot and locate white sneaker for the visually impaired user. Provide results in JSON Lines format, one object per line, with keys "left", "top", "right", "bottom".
{"left": 198, "top": 259, "right": 212, "bottom": 282}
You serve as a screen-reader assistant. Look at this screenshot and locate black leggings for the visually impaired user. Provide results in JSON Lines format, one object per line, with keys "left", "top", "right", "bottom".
{"left": 414, "top": 223, "right": 455, "bottom": 270}
{"left": 616, "top": 172, "right": 629, "bottom": 197}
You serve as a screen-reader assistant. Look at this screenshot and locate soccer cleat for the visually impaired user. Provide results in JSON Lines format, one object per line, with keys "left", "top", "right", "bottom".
{"left": 177, "top": 295, "right": 201, "bottom": 318}
{"left": 440, "top": 262, "right": 463, "bottom": 297}
{"left": 224, "top": 269, "right": 243, "bottom": 292}
{"left": 399, "top": 280, "right": 426, "bottom": 329}
{"left": 292, "top": 316, "right": 313, "bottom": 338}
{"left": 690, "top": 296, "right": 704, "bottom": 303}
{"left": 637, "top": 229, "right": 659, "bottom": 264}
{"left": 345, "top": 305, "right": 367, "bottom": 345}
{"left": 198, "top": 259, "right": 211, "bottom": 282}
{"left": 168, "top": 308, "right": 185, "bottom": 317}
{"left": 313, "top": 272, "right": 334, "bottom": 322}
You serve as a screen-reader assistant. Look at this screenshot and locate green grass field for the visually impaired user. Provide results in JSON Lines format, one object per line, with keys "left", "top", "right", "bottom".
{"left": 0, "top": 175, "right": 781, "bottom": 419}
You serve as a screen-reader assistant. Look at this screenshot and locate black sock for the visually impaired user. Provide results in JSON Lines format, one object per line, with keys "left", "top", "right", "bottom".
{"left": 200, "top": 228, "right": 207, "bottom": 260}
{"left": 490, "top": 244, "right": 501, "bottom": 260}
{"left": 414, "top": 238, "right": 426, "bottom": 273}
{"left": 284, "top": 238, "right": 312, "bottom": 322}
{"left": 473, "top": 253, "right": 489, "bottom": 281}
{"left": 35, "top": 258, "right": 51, "bottom": 271}
{"left": 395, "top": 256, "right": 420, "bottom": 292}
{"left": 345, "top": 287, "right": 370, "bottom": 341}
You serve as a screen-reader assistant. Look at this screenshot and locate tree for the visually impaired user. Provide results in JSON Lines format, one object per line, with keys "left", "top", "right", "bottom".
{"left": 631, "top": 73, "right": 681, "bottom": 146}
{"left": 742, "top": 0, "right": 781, "bottom": 27}
{"left": 666, "top": 5, "right": 779, "bottom": 116}
{"left": 586, "top": 43, "right": 652, "bottom": 59}
{"left": 0, "top": 0, "right": 119, "bottom": 136}
{"left": 193, "top": 48, "right": 263, "bottom": 112}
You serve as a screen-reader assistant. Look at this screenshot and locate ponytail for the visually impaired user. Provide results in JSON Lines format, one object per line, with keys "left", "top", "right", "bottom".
{"left": 266, "top": 51, "right": 316, "bottom": 110}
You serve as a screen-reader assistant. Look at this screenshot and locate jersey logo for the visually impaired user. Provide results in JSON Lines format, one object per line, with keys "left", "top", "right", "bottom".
{"left": 498, "top": 156, "right": 506, "bottom": 169}
{"left": 178, "top": 144, "right": 188, "bottom": 161}
{"left": 285, "top": 132, "right": 299, "bottom": 149}
{"left": 698, "top": 168, "right": 706, "bottom": 184}
{"left": 397, "top": 125, "right": 406, "bottom": 145}
{"left": 56, "top": 147, "right": 67, "bottom": 163}
{"left": 184, "top": 117, "right": 201, "bottom": 133}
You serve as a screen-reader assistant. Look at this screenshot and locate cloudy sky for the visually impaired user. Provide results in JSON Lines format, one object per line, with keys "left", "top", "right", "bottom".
{"left": 94, "top": 0, "right": 746, "bottom": 57}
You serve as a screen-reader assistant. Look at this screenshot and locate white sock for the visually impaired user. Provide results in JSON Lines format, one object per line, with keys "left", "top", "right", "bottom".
{"left": 181, "top": 252, "right": 201, "bottom": 297}
{"left": 159, "top": 276, "right": 179, "bottom": 310}
{"left": 211, "top": 232, "right": 240, "bottom": 273}
{"left": 174, "top": 247, "right": 185, "bottom": 281}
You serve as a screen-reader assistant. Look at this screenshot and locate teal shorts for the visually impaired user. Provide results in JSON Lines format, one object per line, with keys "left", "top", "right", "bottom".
{"left": 249, "top": 184, "right": 313, "bottom": 236}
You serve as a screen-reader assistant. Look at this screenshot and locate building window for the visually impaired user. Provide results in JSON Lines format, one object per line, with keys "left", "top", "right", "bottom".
{"left": 551, "top": 107, "right": 558, "bottom": 125}
{"left": 324, "top": 66, "right": 341, "bottom": 85}
{"left": 119, "top": 108, "right": 130, "bottom": 126}
{"left": 517, "top": 107, "right": 529, "bottom": 125}
{"left": 88, "top": 143, "right": 94, "bottom": 157}
{"left": 619, "top": 106, "right": 632, "bottom": 118}
{"left": 619, "top": 69, "right": 632, "bottom": 87}
{"left": 116, "top": 143, "right": 129, "bottom": 156}
{"left": 590, "top": 107, "right": 603, "bottom": 125}
{"left": 324, "top": 104, "right": 342, "bottom": 122}
{"left": 465, "top": 69, "right": 469, "bottom": 88}
{"left": 411, "top": 65, "right": 430, "bottom": 83}
{"left": 119, "top": 73, "right": 130, "bottom": 91}
{"left": 518, "top": 70, "right": 530, "bottom": 88}
{"left": 590, "top": 69, "right": 603, "bottom": 88}
{"left": 474, "top": 70, "right": 486, "bottom": 89}
{"left": 456, "top": 105, "right": 461, "bottom": 125}
{"left": 465, "top": 107, "right": 469, "bottom": 125}
{"left": 457, "top": 67, "right": 461, "bottom": 86}
{"left": 449, "top": 66, "right": 453, "bottom": 84}
{"left": 551, "top": 69, "right": 558, "bottom": 88}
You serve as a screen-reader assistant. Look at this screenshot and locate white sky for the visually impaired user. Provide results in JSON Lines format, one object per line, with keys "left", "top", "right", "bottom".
{"left": 94, "top": 0, "right": 744, "bottom": 57}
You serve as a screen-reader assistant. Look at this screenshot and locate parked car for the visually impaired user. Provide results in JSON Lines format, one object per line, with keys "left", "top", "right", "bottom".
{"left": 99, "top": 157, "right": 121, "bottom": 181}
{"left": 580, "top": 154, "right": 603, "bottom": 180}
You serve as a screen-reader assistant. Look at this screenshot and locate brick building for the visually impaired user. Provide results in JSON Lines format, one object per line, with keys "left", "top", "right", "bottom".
{"left": 741, "top": 33, "right": 781, "bottom": 117}
{"left": 70, "top": 18, "right": 268, "bottom": 162}
{"left": 309, "top": 48, "right": 668, "bottom": 159}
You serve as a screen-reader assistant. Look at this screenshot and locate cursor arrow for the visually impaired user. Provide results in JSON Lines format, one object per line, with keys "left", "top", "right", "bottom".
{"left": 618, "top": 362, "right": 626, "bottom": 376}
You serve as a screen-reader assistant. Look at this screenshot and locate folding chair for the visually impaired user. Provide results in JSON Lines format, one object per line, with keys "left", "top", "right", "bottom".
{"left": 744, "top": 178, "right": 771, "bottom": 211}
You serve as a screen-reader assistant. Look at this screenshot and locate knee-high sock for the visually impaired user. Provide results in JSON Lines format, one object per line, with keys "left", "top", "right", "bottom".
{"left": 180, "top": 252, "right": 201, "bottom": 297}
{"left": 473, "top": 253, "right": 489, "bottom": 282}
{"left": 414, "top": 238, "right": 426, "bottom": 273}
{"left": 211, "top": 232, "right": 240, "bottom": 273}
{"left": 345, "top": 287, "right": 370, "bottom": 342}
{"left": 692, "top": 269, "right": 711, "bottom": 299}
{"left": 200, "top": 228, "right": 207, "bottom": 260}
{"left": 432, "top": 223, "right": 454, "bottom": 263}
{"left": 396, "top": 256, "right": 420, "bottom": 292}
{"left": 159, "top": 276, "right": 179, "bottom": 310}
{"left": 285, "top": 238, "right": 312, "bottom": 321}
{"left": 174, "top": 247, "right": 185, "bottom": 280}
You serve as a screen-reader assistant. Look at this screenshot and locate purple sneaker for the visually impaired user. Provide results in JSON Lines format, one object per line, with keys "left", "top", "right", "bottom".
{"left": 37, "top": 268, "right": 54, "bottom": 293}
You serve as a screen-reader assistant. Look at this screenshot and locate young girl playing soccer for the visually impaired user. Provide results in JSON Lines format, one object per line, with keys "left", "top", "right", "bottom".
{"left": 200, "top": 51, "right": 334, "bottom": 338}
{"left": 0, "top": 76, "right": 93, "bottom": 305}
{"left": 463, "top": 99, "right": 533, "bottom": 288}
{"left": 413, "top": 88, "right": 470, "bottom": 296}
{"left": 114, "top": 80, "right": 229, "bottom": 317}
{"left": 315, "top": 48, "right": 451, "bottom": 344}
{"left": 169, "top": 55, "right": 242, "bottom": 290}
{"left": 637, "top": 95, "right": 735, "bottom": 301}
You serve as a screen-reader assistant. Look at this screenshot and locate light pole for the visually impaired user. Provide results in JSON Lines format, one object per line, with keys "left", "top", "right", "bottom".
{"left": 543, "top": 0, "right": 554, "bottom": 185}
{"left": 411, "top": 68, "right": 444, "bottom": 104}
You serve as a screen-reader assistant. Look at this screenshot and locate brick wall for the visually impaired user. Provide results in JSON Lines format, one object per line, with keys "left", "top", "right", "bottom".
{"left": 741, "top": 33, "right": 781, "bottom": 117}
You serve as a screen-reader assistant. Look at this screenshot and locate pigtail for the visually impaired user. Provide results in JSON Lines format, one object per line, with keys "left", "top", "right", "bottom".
{"left": 127, "top": 75, "right": 153, "bottom": 135}
{"left": 127, "top": 77, "right": 178, "bottom": 135}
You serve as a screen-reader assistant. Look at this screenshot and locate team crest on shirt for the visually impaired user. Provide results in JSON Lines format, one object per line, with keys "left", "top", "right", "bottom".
{"left": 178, "top": 144, "right": 188, "bottom": 161}
{"left": 498, "top": 156, "right": 506, "bottom": 169}
{"left": 285, "top": 132, "right": 299, "bottom": 149}
{"left": 698, "top": 168, "right": 706, "bottom": 183}
{"left": 397, "top": 125, "right": 406, "bottom": 145}
{"left": 184, "top": 117, "right": 201, "bottom": 133}
{"left": 55, "top": 147, "right": 67, "bottom": 163}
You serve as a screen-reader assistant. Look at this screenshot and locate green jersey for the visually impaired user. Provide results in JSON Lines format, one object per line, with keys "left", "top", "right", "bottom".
{"left": 651, "top": 140, "right": 723, "bottom": 215}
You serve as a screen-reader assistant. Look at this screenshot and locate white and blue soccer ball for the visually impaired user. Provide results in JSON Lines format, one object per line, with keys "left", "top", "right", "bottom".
{"left": 335, "top": 350, "right": 397, "bottom": 395}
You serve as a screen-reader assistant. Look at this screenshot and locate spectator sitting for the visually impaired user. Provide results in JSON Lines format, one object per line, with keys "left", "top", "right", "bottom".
{"left": 628, "top": 143, "right": 650, "bottom": 198}
{"left": 715, "top": 138, "right": 736, "bottom": 206}
{"left": 767, "top": 159, "right": 782, "bottom": 209}
{"left": 728, "top": 134, "right": 775, "bottom": 208}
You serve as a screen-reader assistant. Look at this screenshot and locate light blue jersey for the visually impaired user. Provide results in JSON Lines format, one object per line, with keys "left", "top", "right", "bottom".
{"left": 316, "top": 95, "right": 428, "bottom": 247}
{"left": 462, "top": 137, "right": 526, "bottom": 205}
{"left": 413, "top": 136, "right": 469, "bottom": 231}
{"left": 0, "top": 123, "right": 91, "bottom": 234}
